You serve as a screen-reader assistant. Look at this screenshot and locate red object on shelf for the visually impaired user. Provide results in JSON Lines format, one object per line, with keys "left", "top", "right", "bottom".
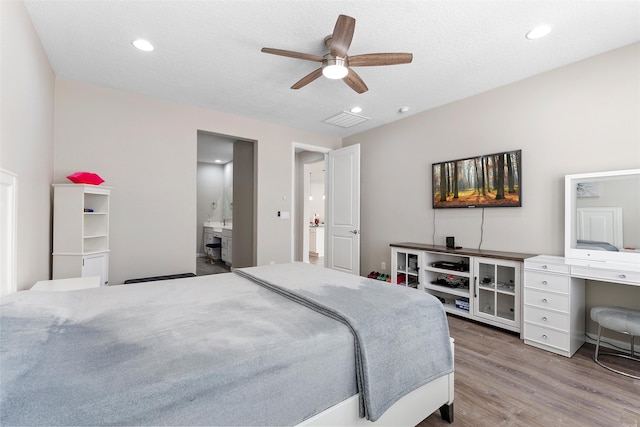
{"left": 66, "top": 172, "right": 104, "bottom": 185}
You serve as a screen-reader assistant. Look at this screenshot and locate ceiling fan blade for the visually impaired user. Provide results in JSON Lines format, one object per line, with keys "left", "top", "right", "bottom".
{"left": 291, "top": 68, "right": 324, "bottom": 89}
{"left": 330, "top": 15, "right": 356, "bottom": 58}
{"left": 261, "top": 47, "right": 323, "bottom": 62}
{"left": 343, "top": 68, "right": 368, "bottom": 94}
{"left": 348, "top": 53, "right": 413, "bottom": 67}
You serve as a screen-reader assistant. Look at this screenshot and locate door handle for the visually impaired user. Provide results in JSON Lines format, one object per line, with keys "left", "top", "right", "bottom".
{"left": 350, "top": 229, "right": 360, "bottom": 234}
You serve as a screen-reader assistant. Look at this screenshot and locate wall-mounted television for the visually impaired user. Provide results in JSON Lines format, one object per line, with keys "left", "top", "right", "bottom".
{"left": 432, "top": 149, "right": 521, "bottom": 209}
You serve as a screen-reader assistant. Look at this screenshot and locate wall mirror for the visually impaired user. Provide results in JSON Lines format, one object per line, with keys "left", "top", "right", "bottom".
{"left": 565, "top": 169, "right": 640, "bottom": 264}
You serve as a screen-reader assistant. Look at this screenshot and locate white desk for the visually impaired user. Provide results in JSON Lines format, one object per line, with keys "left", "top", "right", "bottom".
{"left": 31, "top": 276, "right": 101, "bottom": 291}
{"left": 523, "top": 255, "right": 639, "bottom": 357}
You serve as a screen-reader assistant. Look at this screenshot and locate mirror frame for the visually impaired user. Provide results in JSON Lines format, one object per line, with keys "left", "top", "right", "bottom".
{"left": 565, "top": 168, "right": 640, "bottom": 264}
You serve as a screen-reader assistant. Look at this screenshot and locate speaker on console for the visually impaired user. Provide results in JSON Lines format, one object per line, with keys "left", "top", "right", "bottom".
{"left": 446, "top": 236, "right": 455, "bottom": 249}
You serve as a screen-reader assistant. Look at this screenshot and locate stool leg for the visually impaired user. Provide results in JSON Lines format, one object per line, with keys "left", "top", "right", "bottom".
{"left": 593, "top": 327, "right": 640, "bottom": 380}
{"left": 594, "top": 324, "right": 603, "bottom": 363}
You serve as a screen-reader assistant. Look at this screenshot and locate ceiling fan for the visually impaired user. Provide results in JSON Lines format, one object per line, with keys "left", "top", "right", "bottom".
{"left": 261, "top": 14, "right": 413, "bottom": 94}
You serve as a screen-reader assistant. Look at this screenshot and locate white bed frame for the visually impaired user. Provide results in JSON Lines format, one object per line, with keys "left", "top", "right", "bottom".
{"left": 299, "top": 338, "right": 455, "bottom": 426}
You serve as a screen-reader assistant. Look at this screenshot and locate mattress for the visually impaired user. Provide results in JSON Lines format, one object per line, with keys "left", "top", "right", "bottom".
{"left": 1, "top": 272, "right": 356, "bottom": 425}
{"left": 1, "top": 263, "right": 452, "bottom": 425}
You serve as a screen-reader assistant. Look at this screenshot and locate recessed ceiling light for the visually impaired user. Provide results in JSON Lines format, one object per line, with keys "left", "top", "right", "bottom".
{"left": 399, "top": 106, "right": 410, "bottom": 113}
{"left": 526, "top": 25, "right": 552, "bottom": 40}
{"left": 350, "top": 107, "right": 363, "bottom": 113}
{"left": 132, "top": 39, "right": 154, "bottom": 52}
{"left": 215, "top": 159, "right": 222, "bottom": 163}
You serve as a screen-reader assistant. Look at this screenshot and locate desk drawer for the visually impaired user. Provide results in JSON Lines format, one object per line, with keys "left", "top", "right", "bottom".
{"left": 525, "top": 259, "right": 570, "bottom": 275}
{"left": 524, "top": 288, "right": 569, "bottom": 312}
{"left": 570, "top": 266, "right": 640, "bottom": 285}
{"left": 524, "top": 305, "right": 569, "bottom": 331}
{"left": 524, "top": 323, "right": 569, "bottom": 350}
{"left": 524, "top": 272, "right": 569, "bottom": 294}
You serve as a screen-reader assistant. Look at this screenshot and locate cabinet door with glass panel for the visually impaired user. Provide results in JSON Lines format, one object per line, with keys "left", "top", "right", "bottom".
{"left": 391, "top": 248, "right": 421, "bottom": 288}
{"left": 473, "top": 258, "right": 521, "bottom": 330}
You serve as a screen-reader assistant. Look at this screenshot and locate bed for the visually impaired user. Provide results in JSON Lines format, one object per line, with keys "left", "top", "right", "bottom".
{"left": 576, "top": 239, "right": 619, "bottom": 251}
{"left": 1, "top": 262, "right": 454, "bottom": 426}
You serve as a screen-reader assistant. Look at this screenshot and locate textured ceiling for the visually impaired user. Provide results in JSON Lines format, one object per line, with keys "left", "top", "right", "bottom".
{"left": 24, "top": 1, "right": 640, "bottom": 139}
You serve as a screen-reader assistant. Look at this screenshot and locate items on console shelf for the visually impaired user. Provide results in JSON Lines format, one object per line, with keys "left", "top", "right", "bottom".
{"left": 432, "top": 260, "right": 469, "bottom": 272}
{"left": 455, "top": 297, "right": 470, "bottom": 312}
{"left": 395, "top": 272, "right": 418, "bottom": 288}
{"left": 431, "top": 275, "right": 469, "bottom": 289}
{"left": 497, "top": 280, "right": 515, "bottom": 292}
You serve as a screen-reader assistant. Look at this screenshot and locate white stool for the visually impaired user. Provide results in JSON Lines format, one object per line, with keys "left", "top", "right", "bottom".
{"left": 590, "top": 306, "right": 640, "bottom": 379}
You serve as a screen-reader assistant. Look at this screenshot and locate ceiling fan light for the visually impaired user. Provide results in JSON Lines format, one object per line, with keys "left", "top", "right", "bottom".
{"left": 323, "top": 64, "right": 348, "bottom": 79}
{"left": 322, "top": 57, "right": 348, "bottom": 79}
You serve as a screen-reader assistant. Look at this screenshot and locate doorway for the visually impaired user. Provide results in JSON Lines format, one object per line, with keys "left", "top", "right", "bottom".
{"left": 292, "top": 143, "right": 361, "bottom": 275}
{"left": 196, "top": 131, "right": 256, "bottom": 275}
{"left": 293, "top": 146, "right": 328, "bottom": 265}
{"left": 305, "top": 160, "right": 326, "bottom": 266}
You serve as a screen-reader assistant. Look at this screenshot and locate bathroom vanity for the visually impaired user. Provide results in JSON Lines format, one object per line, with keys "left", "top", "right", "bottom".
{"left": 309, "top": 225, "right": 324, "bottom": 257}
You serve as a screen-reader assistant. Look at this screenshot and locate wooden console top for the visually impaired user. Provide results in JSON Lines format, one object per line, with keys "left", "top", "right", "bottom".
{"left": 390, "top": 242, "right": 536, "bottom": 263}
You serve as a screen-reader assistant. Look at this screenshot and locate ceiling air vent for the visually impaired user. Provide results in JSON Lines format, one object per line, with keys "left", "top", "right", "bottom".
{"left": 323, "top": 111, "right": 371, "bottom": 128}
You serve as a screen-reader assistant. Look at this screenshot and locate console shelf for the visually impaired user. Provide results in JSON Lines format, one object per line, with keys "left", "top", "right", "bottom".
{"left": 391, "top": 243, "right": 535, "bottom": 334}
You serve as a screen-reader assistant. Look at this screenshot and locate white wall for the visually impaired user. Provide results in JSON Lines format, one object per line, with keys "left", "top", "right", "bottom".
{"left": 0, "top": 1, "right": 55, "bottom": 291}
{"left": 53, "top": 78, "right": 341, "bottom": 284}
{"left": 344, "top": 43, "right": 640, "bottom": 338}
{"left": 344, "top": 43, "right": 639, "bottom": 275}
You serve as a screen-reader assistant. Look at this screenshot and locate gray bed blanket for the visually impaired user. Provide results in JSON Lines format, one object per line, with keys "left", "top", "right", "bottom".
{"left": 1, "top": 273, "right": 358, "bottom": 426}
{"left": 234, "top": 263, "right": 453, "bottom": 422}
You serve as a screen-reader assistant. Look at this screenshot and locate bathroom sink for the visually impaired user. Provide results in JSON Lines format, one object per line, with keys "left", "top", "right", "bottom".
{"left": 204, "top": 221, "right": 231, "bottom": 231}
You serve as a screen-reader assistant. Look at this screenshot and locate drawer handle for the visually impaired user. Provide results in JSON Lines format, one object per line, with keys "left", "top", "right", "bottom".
{"left": 619, "top": 274, "right": 626, "bottom": 279}
{"left": 542, "top": 280, "right": 548, "bottom": 285}
{"left": 542, "top": 316, "right": 548, "bottom": 322}
{"left": 542, "top": 265, "right": 548, "bottom": 269}
{"left": 542, "top": 334, "right": 548, "bottom": 340}
{"left": 542, "top": 298, "right": 548, "bottom": 303}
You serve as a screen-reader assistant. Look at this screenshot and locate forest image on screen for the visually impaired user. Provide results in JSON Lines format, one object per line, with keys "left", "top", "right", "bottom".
{"left": 433, "top": 150, "right": 521, "bottom": 208}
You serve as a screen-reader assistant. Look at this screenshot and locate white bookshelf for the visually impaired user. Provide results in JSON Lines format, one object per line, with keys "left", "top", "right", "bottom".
{"left": 52, "top": 184, "right": 111, "bottom": 286}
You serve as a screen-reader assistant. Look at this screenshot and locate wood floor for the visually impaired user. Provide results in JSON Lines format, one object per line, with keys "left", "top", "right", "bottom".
{"left": 417, "top": 315, "right": 640, "bottom": 427}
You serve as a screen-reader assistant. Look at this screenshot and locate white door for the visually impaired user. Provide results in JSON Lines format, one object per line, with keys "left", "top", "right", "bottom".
{"left": 326, "top": 144, "right": 360, "bottom": 275}
{"left": 0, "top": 170, "right": 17, "bottom": 297}
{"left": 577, "top": 207, "right": 623, "bottom": 248}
